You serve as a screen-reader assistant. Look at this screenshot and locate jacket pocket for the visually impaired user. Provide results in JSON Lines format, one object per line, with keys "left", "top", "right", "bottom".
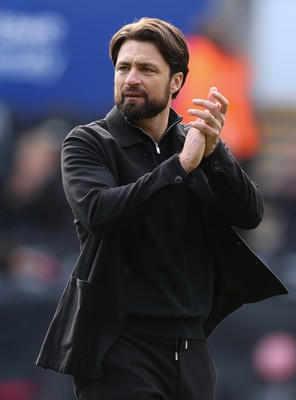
{"left": 37, "top": 276, "right": 106, "bottom": 377}
{"left": 58, "top": 276, "right": 104, "bottom": 356}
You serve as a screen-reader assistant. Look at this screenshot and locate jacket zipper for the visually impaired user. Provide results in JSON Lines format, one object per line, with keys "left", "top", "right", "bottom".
{"left": 127, "top": 115, "right": 182, "bottom": 155}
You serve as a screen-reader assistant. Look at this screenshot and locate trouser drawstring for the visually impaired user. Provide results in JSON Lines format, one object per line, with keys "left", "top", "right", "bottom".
{"left": 175, "top": 338, "right": 189, "bottom": 361}
{"left": 175, "top": 338, "right": 179, "bottom": 361}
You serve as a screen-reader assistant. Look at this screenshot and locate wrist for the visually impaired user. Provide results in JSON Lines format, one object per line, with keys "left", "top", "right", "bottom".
{"left": 177, "top": 153, "right": 195, "bottom": 174}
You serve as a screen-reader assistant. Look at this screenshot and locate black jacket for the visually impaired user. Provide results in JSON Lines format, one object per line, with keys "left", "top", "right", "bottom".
{"left": 36, "top": 107, "right": 288, "bottom": 378}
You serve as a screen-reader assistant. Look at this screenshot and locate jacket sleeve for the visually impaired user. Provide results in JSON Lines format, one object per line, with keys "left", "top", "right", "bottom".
{"left": 62, "top": 127, "right": 193, "bottom": 238}
{"left": 198, "top": 140, "right": 264, "bottom": 229}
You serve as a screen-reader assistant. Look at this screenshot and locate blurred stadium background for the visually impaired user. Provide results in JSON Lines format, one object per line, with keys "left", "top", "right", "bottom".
{"left": 0, "top": 0, "right": 295, "bottom": 399}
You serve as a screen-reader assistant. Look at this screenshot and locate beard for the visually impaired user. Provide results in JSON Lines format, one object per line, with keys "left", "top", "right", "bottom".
{"left": 115, "top": 82, "right": 171, "bottom": 121}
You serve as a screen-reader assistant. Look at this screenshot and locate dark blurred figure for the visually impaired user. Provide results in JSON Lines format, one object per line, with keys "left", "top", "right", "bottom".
{"left": 273, "top": 160, "right": 296, "bottom": 257}
{"left": 0, "top": 102, "right": 14, "bottom": 181}
{"left": 0, "top": 241, "right": 75, "bottom": 400}
{"left": 0, "top": 115, "right": 78, "bottom": 399}
{"left": 208, "top": 293, "right": 296, "bottom": 400}
{"left": 0, "top": 118, "right": 77, "bottom": 258}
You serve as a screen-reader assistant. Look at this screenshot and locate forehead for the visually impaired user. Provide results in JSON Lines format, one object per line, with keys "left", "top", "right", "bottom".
{"left": 116, "top": 39, "right": 168, "bottom": 67}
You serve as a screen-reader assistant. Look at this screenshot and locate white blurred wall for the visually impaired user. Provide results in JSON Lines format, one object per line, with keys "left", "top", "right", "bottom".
{"left": 249, "top": 0, "right": 296, "bottom": 107}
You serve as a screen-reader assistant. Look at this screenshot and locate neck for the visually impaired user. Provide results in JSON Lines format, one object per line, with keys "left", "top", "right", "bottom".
{"left": 133, "top": 107, "right": 170, "bottom": 143}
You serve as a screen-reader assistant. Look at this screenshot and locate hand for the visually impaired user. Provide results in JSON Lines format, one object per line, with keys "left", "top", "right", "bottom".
{"left": 187, "top": 87, "right": 228, "bottom": 158}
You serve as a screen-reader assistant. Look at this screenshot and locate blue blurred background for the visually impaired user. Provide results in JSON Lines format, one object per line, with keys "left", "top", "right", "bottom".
{"left": 0, "top": 1, "right": 296, "bottom": 399}
{"left": 0, "top": 0, "right": 209, "bottom": 121}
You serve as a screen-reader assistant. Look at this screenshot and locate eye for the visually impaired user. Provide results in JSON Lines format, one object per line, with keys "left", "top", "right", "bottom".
{"left": 141, "top": 66, "right": 153, "bottom": 73}
{"left": 116, "top": 65, "right": 129, "bottom": 72}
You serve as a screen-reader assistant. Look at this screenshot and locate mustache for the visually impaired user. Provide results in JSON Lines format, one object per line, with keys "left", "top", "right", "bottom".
{"left": 122, "top": 87, "right": 147, "bottom": 97}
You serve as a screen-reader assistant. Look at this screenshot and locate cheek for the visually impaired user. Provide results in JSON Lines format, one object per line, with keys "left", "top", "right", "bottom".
{"left": 114, "top": 74, "right": 123, "bottom": 88}
{"left": 114, "top": 79, "right": 122, "bottom": 98}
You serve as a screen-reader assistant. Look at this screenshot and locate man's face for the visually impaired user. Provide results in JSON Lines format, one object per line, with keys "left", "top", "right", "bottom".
{"left": 114, "top": 40, "right": 174, "bottom": 121}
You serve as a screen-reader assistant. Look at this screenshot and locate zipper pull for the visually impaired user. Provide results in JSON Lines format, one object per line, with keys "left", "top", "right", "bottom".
{"left": 185, "top": 339, "right": 188, "bottom": 350}
{"left": 175, "top": 351, "right": 179, "bottom": 361}
{"left": 155, "top": 142, "right": 160, "bottom": 154}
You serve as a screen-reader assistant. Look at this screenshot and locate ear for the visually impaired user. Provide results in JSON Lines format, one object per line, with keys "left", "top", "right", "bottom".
{"left": 170, "top": 72, "right": 183, "bottom": 95}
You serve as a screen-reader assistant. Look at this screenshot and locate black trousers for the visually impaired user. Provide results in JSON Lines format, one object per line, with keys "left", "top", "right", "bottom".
{"left": 73, "top": 330, "right": 216, "bottom": 400}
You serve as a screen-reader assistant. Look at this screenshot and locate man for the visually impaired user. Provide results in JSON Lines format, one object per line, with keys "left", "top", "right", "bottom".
{"left": 36, "top": 17, "right": 287, "bottom": 400}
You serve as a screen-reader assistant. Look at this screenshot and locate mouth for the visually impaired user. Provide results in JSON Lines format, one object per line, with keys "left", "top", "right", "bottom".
{"left": 123, "top": 92, "right": 143, "bottom": 99}
{"left": 122, "top": 87, "right": 146, "bottom": 98}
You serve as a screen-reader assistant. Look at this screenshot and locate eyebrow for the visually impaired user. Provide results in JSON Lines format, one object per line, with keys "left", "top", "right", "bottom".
{"left": 117, "top": 60, "right": 159, "bottom": 69}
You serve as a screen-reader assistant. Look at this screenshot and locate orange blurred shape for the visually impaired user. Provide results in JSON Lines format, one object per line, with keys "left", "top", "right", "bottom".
{"left": 173, "top": 36, "right": 260, "bottom": 161}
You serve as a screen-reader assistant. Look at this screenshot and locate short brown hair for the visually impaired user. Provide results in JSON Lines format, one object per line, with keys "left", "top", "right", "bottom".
{"left": 109, "top": 17, "right": 189, "bottom": 98}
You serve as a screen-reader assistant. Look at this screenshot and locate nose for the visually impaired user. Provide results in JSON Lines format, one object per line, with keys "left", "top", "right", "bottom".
{"left": 125, "top": 67, "right": 141, "bottom": 86}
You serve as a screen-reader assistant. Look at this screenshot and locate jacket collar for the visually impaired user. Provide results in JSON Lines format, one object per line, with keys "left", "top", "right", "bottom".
{"left": 105, "top": 106, "right": 186, "bottom": 149}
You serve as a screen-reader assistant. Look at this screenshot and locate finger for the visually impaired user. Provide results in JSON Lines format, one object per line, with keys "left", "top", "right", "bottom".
{"left": 211, "top": 91, "right": 229, "bottom": 114}
{"left": 207, "top": 114, "right": 216, "bottom": 127}
{"left": 207, "top": 86, "right": 218, "bottom": 103}
{"left": 188, "top": 109, "right": 216, "bottom": 126}
{"left": 189, "top": 115, "right": 216, "bottom": 130}
{"left": 189, "top": 100, "right": 220, "bottom": 119}
{"left": 191, "top": 96, "right": 228, "bottom": 118}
